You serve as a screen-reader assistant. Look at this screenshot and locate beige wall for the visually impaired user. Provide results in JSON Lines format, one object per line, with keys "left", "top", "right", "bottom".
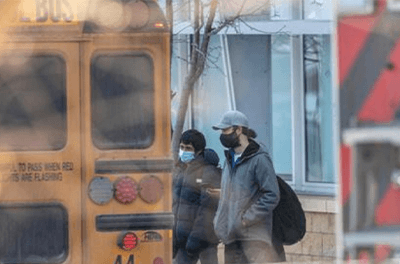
{"left": 282, "top": 195, "right": 338, "bottom": 263}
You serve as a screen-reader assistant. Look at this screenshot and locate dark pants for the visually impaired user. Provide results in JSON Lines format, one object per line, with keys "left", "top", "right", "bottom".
{"left": 174, "top": 244, "right": 218, "bottom": 264}
{"left": 225, "top": 240, "right": 286, "bottom": 264}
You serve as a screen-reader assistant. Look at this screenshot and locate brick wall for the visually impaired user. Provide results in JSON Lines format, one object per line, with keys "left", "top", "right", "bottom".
{"left": 284, "top": 212, "right": 336, "bottom": 263}
{"left": 283, "top": 195, "right": 338, "bottom": 263}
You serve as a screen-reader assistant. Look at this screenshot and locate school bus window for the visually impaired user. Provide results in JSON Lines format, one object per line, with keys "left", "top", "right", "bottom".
{"left": 0, "top": 55, "right": 67, "bottom": 151}
{"left": 0, "top": 204, "right": 68, "bottom": 263}
{"left": 91, "top": 53, "right": 155, "bottom": 150}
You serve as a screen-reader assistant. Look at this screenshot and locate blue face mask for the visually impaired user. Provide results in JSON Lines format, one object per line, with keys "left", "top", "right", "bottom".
{"left": 179, "top": 150, "right": 195, "bottom": 163}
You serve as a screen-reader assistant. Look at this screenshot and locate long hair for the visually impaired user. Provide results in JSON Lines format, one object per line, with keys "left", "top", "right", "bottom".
{"left": 233, "top": 126, "right": 257, "bottom": 139}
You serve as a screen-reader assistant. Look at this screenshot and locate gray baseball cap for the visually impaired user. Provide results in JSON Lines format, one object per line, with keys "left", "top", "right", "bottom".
{"left": 212, "top": 110, "right": 249, "bottom": 130}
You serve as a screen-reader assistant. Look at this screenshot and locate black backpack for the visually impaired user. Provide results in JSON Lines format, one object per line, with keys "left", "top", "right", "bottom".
{"left": 272, "top": 176, "right": 306, "bottom": 245}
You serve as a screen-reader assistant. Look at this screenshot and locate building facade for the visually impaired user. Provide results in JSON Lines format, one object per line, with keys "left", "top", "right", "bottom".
{"left": 163, "top": 0, "right": 343, "bottom": 261}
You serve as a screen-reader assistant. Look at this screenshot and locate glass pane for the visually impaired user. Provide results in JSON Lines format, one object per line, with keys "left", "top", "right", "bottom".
{"left": 303, "top": 35, "right": 334, "bottom": 183}
{"left": 91, "top": 53, "right": 154, "bottom": 149}
{"left": 0, "top": 204, "right": 68, "bottom": 263}
{"left": 338, "top": 0, "right": 374, "bottom": 15}
{"left": 270, "top": 0, "right": 292, "bottom": 20}
{"left": 271, "top": 34, "right": 292, "bottom": 178}
{"left": 0, "top": 55, "right": 67, "bottom": 151}
{"left": 219, "top": 0, "right": 271, "bottom": 20}
{"left": 192, "top": 36, "right": 231, "bottom": 165}
{"left": 225, "top": 35, "right": 273, "bottom": 170}
{"left": 171, "top": 36, "right": 185, "bottom": 132}
{"left": 303, "top": 0, "right": 334, "bottom": 20}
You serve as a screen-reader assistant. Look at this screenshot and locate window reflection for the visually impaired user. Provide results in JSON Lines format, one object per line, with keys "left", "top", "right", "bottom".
{"left": 91, "top": 53, "right": 155, "bottom": 150}
{"left": 271, "top": 34, "right": 292, "bottom": 179}
{"left": 0, "top": 55, "right": 67, "bottom": 151}
{"left": 270, "top": 0, "right": 293, "bottom": 20}
{"left": 303, "top": 35, "right": 334, "bottom": 183}
{"left": 304, "top": 0, "right": 334, "bottom": 20}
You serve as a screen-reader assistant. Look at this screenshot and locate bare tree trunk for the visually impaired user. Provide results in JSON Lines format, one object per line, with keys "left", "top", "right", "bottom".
{"left": 171, "top": 0, "right": 218, "bottom": 162}
{"left": 166, "top": 0, "right": 173, "bottom": 65}
{"left": 171, "top": 67, "right": 199, "bottom": 161}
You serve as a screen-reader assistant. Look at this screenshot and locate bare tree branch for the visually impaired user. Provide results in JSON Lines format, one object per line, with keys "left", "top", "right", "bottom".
{"left": 174, "top": 23, "right": 193, "bottom": 35}
{"left": 211, "top": 0, "right": 247, "bottom": 35}
{"left": 239, "top": 18, "right": 288, "bottom": 34}
{"left": 192, "top": 0, "right": 201, "bottom": 65}
{"left": 171, "top": 0, "right": 291, "bottom": 161}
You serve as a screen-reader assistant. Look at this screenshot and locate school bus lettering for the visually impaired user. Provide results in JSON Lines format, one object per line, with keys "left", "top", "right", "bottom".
{"left": 34, "top": 172, "right": 63, "bottom": 181}
{"left": 35, "top": 0, "right": 48, "bottom": 22}
{"left": 126, "top": 255, "right": 134, "bottom": 264}
{"left": 44, "top": 162, "right": 60, "bottom": 171}
{"left": 34, "top": 0, "right": 73, "bottom": 23}
{"left": 10, "top": 172, "right": 32, "bottom": 182}
{"left": 114, "top": 255, "right": 134, "bottom": 264}
{"left": 62, "top": 161, "right": 74, "bottom": 171}
{"left": 10, "top": 162, "right": 74, "bottom": 172}
{"left": 18, "top": 162, "right": 26, "bottom": 172}
{"left": 5, "top": 162, "right": 74, "bottom": 183}
{"left": 10, "top": 172, "right": 63, "bottom": 182}
{"left": 115, "top": 255, "right": 122, "bottom": 264}
{"left": 28, "top": 162, "right": 43, "bottom": 172}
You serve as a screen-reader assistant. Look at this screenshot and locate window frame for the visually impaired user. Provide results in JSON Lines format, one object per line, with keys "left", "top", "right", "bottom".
{"left": 289, "top": 0, "right": 338, "bottom": 195}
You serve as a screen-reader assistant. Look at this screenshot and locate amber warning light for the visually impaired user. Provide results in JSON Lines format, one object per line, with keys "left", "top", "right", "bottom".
{"left": 154, "top": 22, "right": 164, "bottom": 28}
{"left": 118, "top": 232, "right": 138, "bottom": 251}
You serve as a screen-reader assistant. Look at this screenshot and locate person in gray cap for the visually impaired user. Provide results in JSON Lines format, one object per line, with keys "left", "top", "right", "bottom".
{"left": 212, "top": 110, "right": 286, "bottom": 264}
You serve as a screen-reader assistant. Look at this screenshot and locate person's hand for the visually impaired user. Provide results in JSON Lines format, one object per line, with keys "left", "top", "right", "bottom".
{"left": 186, "top": 236, "right": 204, "bottom": 257}
{"left": 206, "top": 188, "right": 221, "bottom": 198}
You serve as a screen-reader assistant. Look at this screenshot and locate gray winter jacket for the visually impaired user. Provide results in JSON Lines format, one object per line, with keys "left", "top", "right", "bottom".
{"left": 213, "top": 140, "right": 280, "bottom": 245}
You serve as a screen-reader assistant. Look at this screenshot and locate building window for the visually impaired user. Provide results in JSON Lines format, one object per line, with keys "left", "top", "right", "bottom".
{"left": 303, "top": 0, "right": 334, "bottom": 20}
{"left": 271, "top": 34, "right": 292, "bottom": 180}
{"left": 304, "top": 35, "right": 334, "bottom": 184}
{"left": 170, "top": 0, "right": 337, "bottom": 195}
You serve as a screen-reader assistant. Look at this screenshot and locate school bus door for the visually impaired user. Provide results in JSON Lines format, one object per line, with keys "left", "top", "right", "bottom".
{"left": 81, "top": 34, "right": 173, "bottom": 264}
{"left": 0, "top": 42, "right": 82, "bottom": 263}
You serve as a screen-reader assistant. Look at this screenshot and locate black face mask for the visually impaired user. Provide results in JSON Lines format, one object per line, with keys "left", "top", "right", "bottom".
{"left": 220, "top": 131, "right": 240, "bottom": 149}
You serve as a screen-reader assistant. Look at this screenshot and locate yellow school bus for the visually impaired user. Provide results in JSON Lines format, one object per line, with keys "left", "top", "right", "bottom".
{"left": 0, "top": 0, "right": 172, "bottom": 263}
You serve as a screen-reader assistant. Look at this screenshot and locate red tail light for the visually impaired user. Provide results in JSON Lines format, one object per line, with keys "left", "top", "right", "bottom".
{"left": 119, "top": 232, "right": 138, "bottom": 251}
{"left": 114, "top": 177, "right": 138, "bottom": 204}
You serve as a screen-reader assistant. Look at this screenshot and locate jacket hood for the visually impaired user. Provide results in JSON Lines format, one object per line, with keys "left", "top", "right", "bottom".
{"left": 224, "top": 139, "right": 266, "bottom": 166}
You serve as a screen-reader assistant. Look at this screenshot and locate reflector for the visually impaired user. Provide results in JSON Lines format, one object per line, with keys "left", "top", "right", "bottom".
{"left": 89, "top": 177, "right": 113, "bottom": 205}
{"left": 139, "top": 175, "right": 163, "bottom": 204}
